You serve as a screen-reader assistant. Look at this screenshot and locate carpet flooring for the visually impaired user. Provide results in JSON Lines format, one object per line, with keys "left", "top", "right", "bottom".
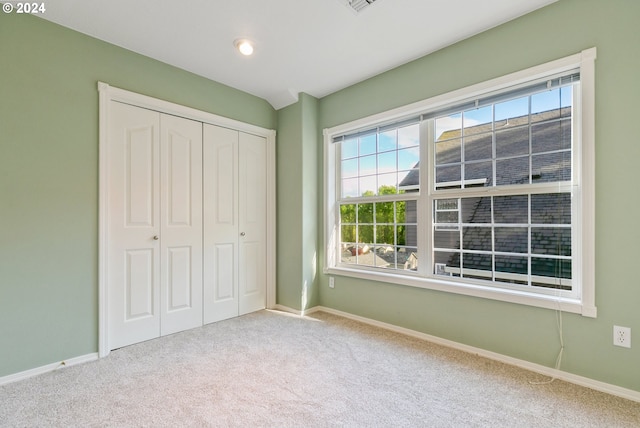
{"left": 1, "top": 310, "right": 639, "bottom": 427}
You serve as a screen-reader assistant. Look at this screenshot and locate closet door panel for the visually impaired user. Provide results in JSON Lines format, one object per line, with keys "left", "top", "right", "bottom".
{"left": 108, "top": 101, "right": 161, "bottom": 350}
{"left": 160, "top": 114, "right": 203, "bottom": 336}
{"left": 203, "top": 124, "right": 240, "bottom": 324}
{"left": 239, "top": 132, "right": 267, "bottom": 315}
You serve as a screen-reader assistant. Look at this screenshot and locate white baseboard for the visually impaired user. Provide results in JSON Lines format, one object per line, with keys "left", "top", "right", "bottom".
{"left": 270, "top": 304, "right": 322, "bottom": 317}
{"left": 273, "top": 304, "right": 640, "bottom": 403}
{"left": 0, "top": 353, "right": 99, "bottom": 386}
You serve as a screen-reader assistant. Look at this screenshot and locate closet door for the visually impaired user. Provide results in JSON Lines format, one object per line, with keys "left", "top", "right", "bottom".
{"left": 203, "top": 125, "right": 239, "bottom": 324}
{"left": 108, "top": 102, "right": 161, "bottom": 349}
{"left": 203, "top": 125, "right": 267, "bottom": 323}
{"left": 159, "top": 113, "right": 203, "bottom": 336}
{"left": 108, "top": 103, "right": 203, "bottom": 349}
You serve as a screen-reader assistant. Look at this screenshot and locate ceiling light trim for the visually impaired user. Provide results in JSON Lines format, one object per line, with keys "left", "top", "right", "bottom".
{"left": 234, "top": 38, "right": 254, "bottom": 56}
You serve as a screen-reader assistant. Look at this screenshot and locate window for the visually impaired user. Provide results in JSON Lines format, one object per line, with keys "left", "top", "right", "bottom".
{"left": 431, "top": 80, "right": 576, "bottom": 295}
{"left": 324, "top": 49, "right": 596, "bottom": 317}
{"left": 335, "top": 120, "right": 419, "bottom": 271}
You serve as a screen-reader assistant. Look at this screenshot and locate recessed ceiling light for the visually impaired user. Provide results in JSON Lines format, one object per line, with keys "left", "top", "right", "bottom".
{"left": 234, "top": 39, "right": 254, "bottom": 56}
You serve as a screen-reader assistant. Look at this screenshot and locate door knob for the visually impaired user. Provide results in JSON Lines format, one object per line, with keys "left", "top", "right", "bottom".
{"left": 153, "top": 235, "right": 159, "bottom": 240}
{"left": 240, "top": 232, "right": 246, "bottom": 237}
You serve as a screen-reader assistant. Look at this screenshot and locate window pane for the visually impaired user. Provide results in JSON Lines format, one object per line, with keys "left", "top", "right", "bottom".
{"left": 359, "top": 176, "right": 377, "bottom": 196}
{"left": 435, "top": 197, "right": 459, "bottom": 226}
{"left": 340, "top": 203, "right": 356, "bottom": 223}
{"left": 495, "top": 255, "right": 528, "bottom": 275}
{"left": 398, "top": 147, "right": 420, "bottom": 171}
{"left": 532, "top": 119, "right": 571, "bottom": 153}
{"left": 437, "top": 199, "right": 458, "bottom": 210}
{"left": 531, "top": 193, "right": 571, "bottom": 224}
{"left": 434, "top": 230, "right": 460, "bottom": 250}
{"left": 342, "top": 178, "right": 358, "bottom": 198}
{"left": 341, "top": 225, "right": 356, "bottom": 243}
{"left": 532, "top": 151, "right": 571, "bottom": 182}
{"left": 341, "top": 138, "right": 358, "bottom": 159}
{"left": 375, "top": 202, "right": 394, "bottom": 223}
{"left": 398, "top": 124, "right": 419, "bottom": 148}
{"left": 436, "top": 138, "right": 461, "bottom": 165}
{"left": 463, "top": 227, "right": 492, "bottom": 251}
{"left": 494, "top": 227, "right": 528, "bottom": 253}
{"left": 464, "top": 132, "right": 492, "bottom": 162}
{"left": 399, "top": 169, "right": 418, "bottom": 191}
{"left": 531, "top": 227, "right": 571, "bottom": 256}
{"left": 495, "top": 96, "right": 529, "bottom": 125}
{"left": 462, "top": 253, "right": 492, "bottom": 277}
{"left": 376, "top": 225, "right": 395, "bottom": 245}
{"left": 378, "top": 129, "right": 396, "bottom": 152}
{"left": 465, "top": 161, "right": 492, "bottom": 183}
{"left": 436, "top": 165, "right": 461, "bottom": 187}
{"left": 377, "top": 151, "right": 396, "bottom": 174}
{"left": 341, "top": 158, "right": 358, "bottom": 178}
{"left": 436, "top": 211, "right": 458, "bottom": 224}
{"left": 560, "top": 86, "right": 572, "bottom": 117}
{"left": 531, "top": 257, "right": 571, "bottom": 280}
{"left": 396, "top": 225, "right": 408, "bottom": 246}
{"left": 377, "top": 173, "right": 398, "bottom": 193}
{"left": 374, "top": 246, "right": 396, "bottom": 268}
{"left": 463, "top": 106, "right": 492, "bottom": 136}
{"left": 493, "top": 195, "right": 528, "bottom": 224}
{"left": 358, "top": 203, "right": 374, "bottom": 223}
{"left": 404, "top": 223, "right": 417, "bottom": 247}
{"left": 401, "top": 247, "right": 418, "bottom": 270}
{"left": 392, "top": 200, "right": 405, "bottom": 223}
{"left": 531, "top": 87, "right": 573, "bottom": 123}
{"left": 496, "top": 156, "right": 529, "bottom": 185}
{"left": 359, "top": 154, "right": 376, "bottom": 176}
{"left": 358, "top": 225, "right": 374, "bottom": 243}
{"left": 435, "top": 113, "right": 461, "bottom": 141}
{"left": 434, "top": 251, "right": 460, "bottom": 277}
{"left": 359, "top": 134, "right": 376, "bottom": 156}
{"left": 495, "top": 126, "right": 529, "bottom": 158}
{"left": 461, "top": 197, "right": 491, "bottom": 223}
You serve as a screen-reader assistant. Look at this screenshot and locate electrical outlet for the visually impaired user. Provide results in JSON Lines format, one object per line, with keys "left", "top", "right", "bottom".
{"left": 613, "top": 325, "right": 631, "bottom": 348}
{"left": 329, "top": 277, "right": 335, "bottom": 289}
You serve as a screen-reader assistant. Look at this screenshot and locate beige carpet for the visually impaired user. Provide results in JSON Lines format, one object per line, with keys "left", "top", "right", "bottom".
{"left": 1, "top": 310, "right": 639, "bottom": 427}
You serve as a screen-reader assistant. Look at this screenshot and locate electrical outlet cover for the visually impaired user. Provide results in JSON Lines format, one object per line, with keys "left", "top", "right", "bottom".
{"left": 613, "top": 325, "right": 631, "bottom": 348}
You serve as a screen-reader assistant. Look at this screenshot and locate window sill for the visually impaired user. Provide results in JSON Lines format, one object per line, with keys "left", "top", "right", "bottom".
{"left": 325, "top": 266, "right": 597, "bottom": 318}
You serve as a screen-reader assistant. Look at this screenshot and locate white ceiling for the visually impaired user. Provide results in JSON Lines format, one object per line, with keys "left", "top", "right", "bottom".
{"left": 40, "top": 0, "right": 557, "bottom": 110}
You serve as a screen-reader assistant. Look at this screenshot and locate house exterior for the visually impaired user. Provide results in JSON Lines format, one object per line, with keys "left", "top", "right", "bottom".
{"left": 399, "top": 107, "right": 572, "bottom": 284}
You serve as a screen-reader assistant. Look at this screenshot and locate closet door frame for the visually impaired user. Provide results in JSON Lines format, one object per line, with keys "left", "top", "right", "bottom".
{"left": 98, "top": 82, "right": 276, "bottom": 358}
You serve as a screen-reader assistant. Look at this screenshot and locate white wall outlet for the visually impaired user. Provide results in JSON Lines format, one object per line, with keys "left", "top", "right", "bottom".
{"left": 329, "top": 277, "right": 335, "bottom": 289}
{"left": 613, "top": 325, "right": 631, "bottom": 348}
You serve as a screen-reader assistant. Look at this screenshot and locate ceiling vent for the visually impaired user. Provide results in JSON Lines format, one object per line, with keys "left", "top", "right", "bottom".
{"left": 342, "top": 0, "right": 378, "bottom": 13}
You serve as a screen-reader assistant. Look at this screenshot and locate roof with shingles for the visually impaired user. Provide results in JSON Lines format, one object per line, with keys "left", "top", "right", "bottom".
{"left": 400, "top": 107, "right": 573, "bottom": 281}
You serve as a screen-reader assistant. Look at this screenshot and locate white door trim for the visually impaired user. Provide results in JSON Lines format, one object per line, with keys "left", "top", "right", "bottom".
{"left": 98, "top": 82, "right": 277, "bottom": 358}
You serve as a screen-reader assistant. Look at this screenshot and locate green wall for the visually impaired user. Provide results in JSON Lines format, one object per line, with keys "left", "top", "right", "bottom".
{"left": 276, "top": 93, "right": 319, "bottom": 311}
{"left": 317, "top": 0, "right": 640, "bottom": 392}
{"left": 0, "top": 13, "right": 276, "bottom": 377}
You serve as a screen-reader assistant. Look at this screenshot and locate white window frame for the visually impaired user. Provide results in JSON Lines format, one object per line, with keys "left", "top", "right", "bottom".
{"left": 323, "top": 48, "right": 596, "bottom": 317}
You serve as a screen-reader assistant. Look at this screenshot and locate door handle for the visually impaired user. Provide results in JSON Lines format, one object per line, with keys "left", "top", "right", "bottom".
{"left": 240, "top": 232, "right": 246, "bottom": 237}
{"left": 153, "top": 235, "right": 159, "bottom": 240}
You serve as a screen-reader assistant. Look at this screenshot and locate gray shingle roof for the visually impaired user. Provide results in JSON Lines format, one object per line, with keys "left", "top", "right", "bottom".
{"left": 400, "top": 107, "right": 573, "bottom": 282}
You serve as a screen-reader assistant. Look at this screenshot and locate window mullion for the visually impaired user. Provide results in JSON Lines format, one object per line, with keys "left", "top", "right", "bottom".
{"left": 418, "top": 119, "right": 433, "bottom": 276}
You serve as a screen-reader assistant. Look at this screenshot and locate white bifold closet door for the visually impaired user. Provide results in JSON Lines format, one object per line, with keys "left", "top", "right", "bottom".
{"left": 203, "top": 124, "right": 267, "bottom": 324}
{"left": 108, "top": 101, "right": 203, "bottom": 350}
